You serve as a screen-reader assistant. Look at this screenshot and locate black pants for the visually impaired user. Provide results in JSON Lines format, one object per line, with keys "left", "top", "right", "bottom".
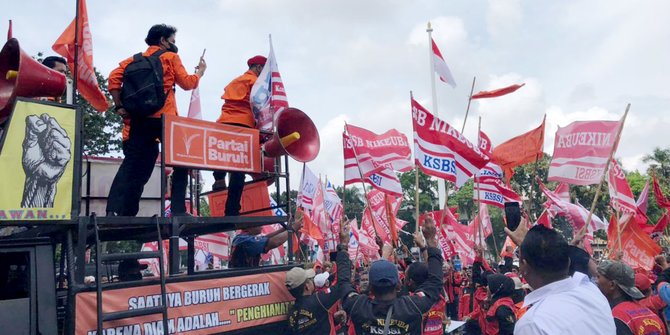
{"left": 107, "top": 117, "right": 188, "bottom": 216}
{"left": 212, "top": 122, "right": 249, "bottom": 217}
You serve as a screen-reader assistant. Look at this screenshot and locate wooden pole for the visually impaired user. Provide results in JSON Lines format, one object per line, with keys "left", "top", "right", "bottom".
{"left": 461, "top": 76, "right": 477, "bottom": 133}
{"left": 577, "top": 104, "right": 630, "bottom": 237}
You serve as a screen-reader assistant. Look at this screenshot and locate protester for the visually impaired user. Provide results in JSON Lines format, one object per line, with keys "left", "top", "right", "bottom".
{"left": 505, "top": 223, "right": 616, "bottom": 334}
{"left": 286, "top": 221, "right": 351, "bottom": 335}
{"left": 42, "top": 56, "right": 67, "bottom": 74}
{"left": 314, "top": 272, "right": 331, "bottom": 292}
{"left": 358, "top": 270, "right": 370, "bottom": 295}
{"left": 117, "top": 259, "right": 147, "bottom": 282}
{"left": 336, "top": 216, "right": 443, "bottom": 335}
{"left": 484, "top": 273, "right": 517, "bottom": 335}
{"left": 212, "top": 55, "right": 267, "bottom": 216}
{"left": 106, "top": 24, "right": 206, "bottom": 217}
{"left": 596, "top": 260, "right": 666, "bottom": 335}
{"left": 444, "top": 260, "right": 462, "bottom": 320}
{"left": 229, "top": 216, "right": 302, "bottom": 268}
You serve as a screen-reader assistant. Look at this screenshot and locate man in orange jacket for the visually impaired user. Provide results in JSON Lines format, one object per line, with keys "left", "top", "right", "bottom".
{"left": 106, "top": 24, "right": 206, "bottom": 216}
{"left": 212, "top": 55, "right": 266, "bottom": 216}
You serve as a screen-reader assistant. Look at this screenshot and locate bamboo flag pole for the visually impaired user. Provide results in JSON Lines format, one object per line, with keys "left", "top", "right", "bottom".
{"left": 427, "top": 22, "right": 447, "bottom": 212}
{"left": 461, "top": 76, "right": 477, "bottom": 133}
{"left": 578, "top": 103, "right": 631, "bottom": 237}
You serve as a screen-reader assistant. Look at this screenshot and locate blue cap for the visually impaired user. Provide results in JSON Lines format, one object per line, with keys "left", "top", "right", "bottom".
{"left": 369, "top": 260, "right": 399, "bottom": 287}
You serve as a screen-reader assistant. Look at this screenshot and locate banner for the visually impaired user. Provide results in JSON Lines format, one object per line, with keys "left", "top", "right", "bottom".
{"left": 164, "top": 114, "right": 261, "bottom": 173}
{"left": 344, "top": 124, "right": 413, "bottom": 175}
{"left": 473, "top": 178, "right": 521, "bottom": 208}
{"left": 607, "top": 159, "right": 637, "bottom": 214}
{"left": 411, "top": 98, "right": 489, "bottom": 187}
{"left": 0, "top": 100, "right": 77, "bottom": 220}
{"left": 547, "top": 119, "right": 622, "bottom": 185}
{"left": 250, "top": 37, "right": 288, "bottom": 132}
{"left": 75, "top": 271, "right": 294, "bottom": 335}
{"left": 343, "top": 133, "right": 403, "bottom": 196}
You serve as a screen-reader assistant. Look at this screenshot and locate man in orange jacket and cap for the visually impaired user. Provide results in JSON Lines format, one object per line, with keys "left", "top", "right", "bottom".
{"left": 213, "top": 55, "right": 266, "bottom": 216}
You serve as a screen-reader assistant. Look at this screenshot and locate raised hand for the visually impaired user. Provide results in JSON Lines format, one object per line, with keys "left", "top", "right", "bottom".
{"left": 504, "top": 217, "right": 529, "bottom": 246}
{"left": 21, "top": 114, "right": 71, "bottom": 208}
{"left": 339, "top": 219, "right": 351, "bottom": 246}
{"left": 422, "top": 216, "right": 438, "bottom": 248}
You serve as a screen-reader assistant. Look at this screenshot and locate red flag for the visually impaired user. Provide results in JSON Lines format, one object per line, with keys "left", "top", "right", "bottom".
{"left": 52, "top": 0, "right": 109, "bottom": 112}
{"left": 384, "top": 194, "right": 399, "bottom": 246}
{"left": 478, "top": 130, "right": 494, "bottom": 155}
{"left": 608, "top": 215, "right": 661, "bottom": 269}
{"left": 653, "top": 176, "right": 670, "bottom": 209}
{"left": 491, "top": 116, "right": 545, "bottom": 184}
{"left": 637, "top": 180, "right": 650, "bottom": 214}
{"left": 536, "top": 210, "right": 552, "bottom": 229}
{"left": 471, "top": 83, "right": 525, "bottom": 100}
{"left": 431, "top": 37, "right": 457, "bottom": 88}
{"left": 547, "top": 119, "right": 623, "bottom": 186}
{"left": 7, "top": 20, "right": 11, "bottom": 40}
{"left": 607, "top": 159, "right": 637, "bottom": 214}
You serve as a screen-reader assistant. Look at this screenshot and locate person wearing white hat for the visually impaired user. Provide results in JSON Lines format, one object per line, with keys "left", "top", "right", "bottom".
{"left": 314, "top": 272, "right": 330, "bottom": 292}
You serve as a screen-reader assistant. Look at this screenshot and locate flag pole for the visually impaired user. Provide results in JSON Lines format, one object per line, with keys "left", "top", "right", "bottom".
{"left": 73, "top": 0, "right": 80, "bottom": 95}
{"left": 411, "top": 91, "right": 420, "bottom": 232}
{"left": 344, "top": 123, "right": 382, "bottom": 241}
{"left": 461, "top": 76, "right": 477, "bottom": 133}
{"left": 577, "top": 104, "right": 630, "bottom": 237}
{"left": 427, "top": 22, "right": 447, "bottom": 211}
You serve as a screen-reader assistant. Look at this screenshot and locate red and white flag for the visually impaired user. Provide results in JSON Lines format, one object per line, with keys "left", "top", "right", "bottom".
{"left": 431, "top": 37, "right": 457, "bottom": 88}
{"left": 411, "top": 98, "right": 489, "bottom": 187}
{"left": 548, "top": 119, "right": 623, "bottom": 185}
{"left": 478, "top": 130, "right": 494, "bottom": 156}
{"left": 195, "top": 233, "right": 230, "bottom": 261}
{"left": 297, "top": 165, "right": 320, "bottom": 210}
{"left": 52, "top": 0, "right": 109, "bottom": 112}
{"left": 419, "top": 211, "right": 455, "bottom": 259}
{"left": 440, "top": 210, "right": 476, "bottom": 265}
{"left": 261, "top": 197, "right": 288, "bottom": 263}
{"left": 343, "top": 133, "right": 403, "bottom": 196}
{"left": 344, "top": 124, "right": 413, "bottom": 174}
{"left": 311, "top": 178, "right": 334, "bottom": 251}
{"left": 477, "top": 130, "right": 504, "bottom": 181}
{"left": 324, "top": 179, "right": 343, "bottom": 224}
{"left": 637, "top": 180, "right": 650, "bottom": 214}
{"left": 250, "top": 37, "right": 289, "bottom": 132}
{"left": 187, "top": 87, "right": 202, "bottom": 119}
{"left": 474, "top": 178, "right": 522, "bottom": 208}
{"left": 361, "top": 190, "right": 406, "bottom": 244}
{"left": 355, "top": 217, "right": 380, "bottom": 261}
{"left": 471, "top": 83, "right": 525, "bottom": 100}
{"left": 607, "top": 159, "right": 637, "bottom": 214}
{"left": 540, "top": 181, "right": 607, "bottom": 232}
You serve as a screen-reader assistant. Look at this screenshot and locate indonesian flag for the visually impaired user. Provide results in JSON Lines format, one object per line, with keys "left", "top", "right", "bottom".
{"left": 431, "top": 37, "right": 457, "bottom": 88}
{"left": 297, "top": 165, "right": 320, "bottom": 210}
{"left": 250, "top": 36, "right": 289, "bottom": 132}
{"left": 547, "top": 119, "right": 623, "bottom": 186}
{"left": 343, "top": 133, "right": 403, "bottom": 196}
{"left": 607, "top": 159, "right": 637, "bottom": 214}
{"left": 471, "top": 83, "right": 525, "bottom": 100}
{"left": 411, "top": 98, "right": 489, "bottom": 187}
{"left": 52, "top": 0, "right": 109, "bottom": 112}
{"left": 187, "top": 86, "right": 202, "bottom": 119}
{"left": 491, "top": 117, "right": 545, "bottom": 184}
{"left": 344, "top": 124, "right": 413, "bottom": 175}
{"left": 653, "top": 175, "right": 670, "bottom": 209}
{"left": 473, "top": 178, "right": 522, "bottom": 209}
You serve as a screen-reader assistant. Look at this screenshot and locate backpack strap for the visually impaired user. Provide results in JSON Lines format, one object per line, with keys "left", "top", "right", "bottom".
{"left": 382, "top": 305, "right": 394, "bottom": 335}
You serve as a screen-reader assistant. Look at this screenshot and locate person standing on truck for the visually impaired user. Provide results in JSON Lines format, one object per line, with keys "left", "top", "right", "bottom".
{"left": 106, "top": 24, "right": 206, "bottom": 217}
{"left": 229, "top": 215, "right": 303, "bottom": 268}
{"left": 286, "top": 221, "right": 351, "bottom": 335}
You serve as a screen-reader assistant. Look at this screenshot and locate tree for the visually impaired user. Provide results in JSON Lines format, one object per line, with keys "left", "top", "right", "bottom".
{"left": 397, "top": 169, "right": 438, "bottom": 232}
{"left": 336, "top": 186, "right": 365, "bottom": 222}
{"left": 644, "top": 147, "right": 670, "bottom": 183}
{"left": 271, "top": 190, "right": 298, "bottom": 215}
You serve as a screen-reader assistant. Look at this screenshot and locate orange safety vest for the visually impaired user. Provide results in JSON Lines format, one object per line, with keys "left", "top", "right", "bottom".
{"left": 423, "top": 295, "right": 447, "bottom": 335}
{"left": 484, "top": 297, "right": 517, "bottom": 335}
{"left": 612, "top": 300, "right": 666, "bottom": 335}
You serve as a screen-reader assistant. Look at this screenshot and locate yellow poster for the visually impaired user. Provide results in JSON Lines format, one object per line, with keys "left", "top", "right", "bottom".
{"left": 0, "top": 100, "right": 77, "bottom": 221}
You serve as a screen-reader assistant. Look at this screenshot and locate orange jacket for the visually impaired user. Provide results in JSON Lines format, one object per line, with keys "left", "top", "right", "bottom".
{"left": 216, "top": 70, "right": 257, "bottom": 127}
{"left": 108, "top": 46, "right": 200, "bottom": 118}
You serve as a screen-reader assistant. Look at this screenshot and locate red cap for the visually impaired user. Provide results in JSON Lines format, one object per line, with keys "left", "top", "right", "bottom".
{"left": 247, "top": 55, "right": 267, "bottom": 67}
{"left": 635, "top": 273, "right": 653, "bottom": 292}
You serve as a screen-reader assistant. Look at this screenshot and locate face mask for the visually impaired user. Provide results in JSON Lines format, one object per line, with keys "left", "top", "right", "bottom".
{"left": 167, "top": 42, "right": 178, "bottom": 53}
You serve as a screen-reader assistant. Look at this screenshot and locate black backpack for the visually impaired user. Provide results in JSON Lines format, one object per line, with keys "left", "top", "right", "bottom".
{"left": 120, "top": 49, "right": 167, "bottom": 118}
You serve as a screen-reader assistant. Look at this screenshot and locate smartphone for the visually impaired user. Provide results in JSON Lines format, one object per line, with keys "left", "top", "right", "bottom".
{"left": 504, "top": 202, "right": 522, "bottom": 232}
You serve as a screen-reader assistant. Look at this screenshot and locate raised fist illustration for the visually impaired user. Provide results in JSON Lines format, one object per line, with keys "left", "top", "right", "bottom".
{"left": 21, "top": 113, "right": 71, "bottom": 208}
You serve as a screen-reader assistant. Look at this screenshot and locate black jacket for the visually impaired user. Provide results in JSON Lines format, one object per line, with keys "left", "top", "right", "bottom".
{"left": 337, "top": 247, "right": 444, "bottom": 335}
{"left": 288, "top": 247, "right": 350, "bottom": 334}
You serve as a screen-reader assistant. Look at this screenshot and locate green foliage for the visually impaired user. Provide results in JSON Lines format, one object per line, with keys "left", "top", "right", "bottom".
{"left": 397, "top": 169, "right": 438, "bottom": 232}
{"left": 80, "top": 69, "right": 122, "bottom": 156}
{"left": 336, "top": 186, "right": 365, "bottom": 223}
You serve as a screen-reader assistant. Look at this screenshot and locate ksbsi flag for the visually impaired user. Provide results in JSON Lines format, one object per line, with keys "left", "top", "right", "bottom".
{"left": 52, "top": 0, "right": 109, "bottom": 112}
{"left": 250, "top": 37, "right": 289, "bottom": 132}
{"left": 473, "top": 178, "right": 522, "bottom": 209}
{"left": 477, "top": 130, "right": 504, "bottom": 181}
{"left": 343, "top": 133, "right": 403, "bottom": 196}
{"left": 607, "top": 159, "right": 637, "bottom": 214}
{"left": 431, "top": 37, "right": 457, "bottom": 88}
{"left": 548, "top": 119, "right": 623, "bottom": 185}
{"left": 411, "top": 98, "right": 489, "bottom": 187}
{"left": 344, "top": 124, "right": 413, "bottom": 174}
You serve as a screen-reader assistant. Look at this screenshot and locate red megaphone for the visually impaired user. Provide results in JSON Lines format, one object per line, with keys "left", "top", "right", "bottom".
{"left": 263, "top": 107, "right": 320, "bottom": 162}
{"left": 0, "top": 38, "right": 67, "bottom": 121}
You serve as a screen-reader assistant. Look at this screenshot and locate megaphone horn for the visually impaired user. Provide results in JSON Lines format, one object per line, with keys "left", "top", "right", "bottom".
{"left": 263, "top": 107, "right": 320, "bottom": 162}
{"left": 0, "top": 38, "right": 67, "bottom": 120}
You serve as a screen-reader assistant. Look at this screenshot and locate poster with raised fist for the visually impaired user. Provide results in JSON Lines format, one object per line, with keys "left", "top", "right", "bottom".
{"left": 0, "top": 100, "right": 77, "bottom": 221}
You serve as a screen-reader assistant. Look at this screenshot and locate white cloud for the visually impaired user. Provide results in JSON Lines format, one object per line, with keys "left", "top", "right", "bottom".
{"left": 486, "top": 0, "right": 522, "bottom": 40}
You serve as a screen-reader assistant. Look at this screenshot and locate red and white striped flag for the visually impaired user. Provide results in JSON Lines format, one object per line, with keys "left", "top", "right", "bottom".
{"left": 412, "top": 98, "right": 489, "bottom": 187}
{"left": 473, "top": 178, "right": 522, "bottom": 208}
{"left": 344, "top": 124, "right": 413, "bottom": 175}
{"left": 607, "top": 159, "right": 637, "bottom": 214}
{"left": 477, "top": 130, "right": 504, "bottom": 180}
{"left": 441, "top": 210, "right": 476, "bottom": 265}
{"left": 361, "top": 190, "right": 406, "bottom": 244}
{"left": 195, "top": 233, "right": 230, "bottom": 261}
{"left": 540, "top": 181, "right": 607, "bottom": 232}
{"left": 343, "top": 133, "right": 403, "bottom": 196}
{"left": 250, "top": 37, "right": 289, "bottom": 132}
{"left": 548, "top": 119, "right": 623, "bottom": 185}
{"left": 431, "top": 37, "right": 456, "bottom": 88}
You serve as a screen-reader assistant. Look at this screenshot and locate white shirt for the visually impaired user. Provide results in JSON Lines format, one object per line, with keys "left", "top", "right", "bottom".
{"left": 514, "top": 272, "right": 615, "bottom": 335}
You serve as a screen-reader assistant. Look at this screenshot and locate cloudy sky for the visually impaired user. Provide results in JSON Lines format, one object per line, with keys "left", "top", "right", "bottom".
{"left": 4, "top": 0, "right": 670, "bottom": 190}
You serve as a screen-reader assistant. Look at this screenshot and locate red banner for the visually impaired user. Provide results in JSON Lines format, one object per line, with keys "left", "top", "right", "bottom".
{"left": 548, "top": 119, "right": 622, "bottom": 185}
{"left": 344, "top": 124, "right": 413, "bottom": 174}
{"left": 608, "top": 159, "right": 637, "bottom": 214}
{"left": 75, "top": 271, "right": 294, "bottom": 334}
{"left": 164, "top": 115, "right": 261, "bottom": 173}
{"left": 411, "top": 98, "right": 489, "bottom": 187}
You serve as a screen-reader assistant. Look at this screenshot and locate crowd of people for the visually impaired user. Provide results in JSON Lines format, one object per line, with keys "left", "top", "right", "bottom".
{"left": 283, "top": 216, "right": 670, "bottom": 335}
